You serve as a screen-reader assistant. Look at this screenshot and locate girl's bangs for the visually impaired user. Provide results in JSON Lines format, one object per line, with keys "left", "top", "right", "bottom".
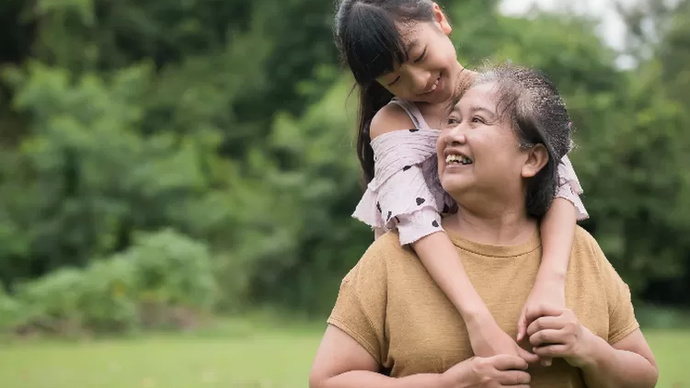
{"left": 341, "top": 5, "right": 407, "bottom": 84}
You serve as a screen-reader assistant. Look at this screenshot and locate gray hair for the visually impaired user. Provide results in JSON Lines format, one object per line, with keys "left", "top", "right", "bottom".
{"left": 474, "top": 65, "right": 574, "bottom": 218}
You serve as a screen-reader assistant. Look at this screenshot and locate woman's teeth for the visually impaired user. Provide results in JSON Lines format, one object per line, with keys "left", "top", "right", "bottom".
{"left": 446, "top": 154, "right": 472, "bottom": 165}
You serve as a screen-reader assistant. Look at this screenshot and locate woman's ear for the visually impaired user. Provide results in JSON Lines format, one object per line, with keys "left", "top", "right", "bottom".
{"left": 432, "top": 3, "right": 452, "bottom": 35}
{"left": 521, "top": 144, "right": 549, "bottom": 178}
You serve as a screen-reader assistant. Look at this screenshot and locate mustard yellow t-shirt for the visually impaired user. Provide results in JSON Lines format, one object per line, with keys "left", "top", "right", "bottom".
{"left": 327, "top": 225, "right": 639, "bottom": 388}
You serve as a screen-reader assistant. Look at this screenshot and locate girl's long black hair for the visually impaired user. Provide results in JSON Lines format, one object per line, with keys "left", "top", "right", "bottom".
{"left": 334, "top": 0, "right": 436, "bottom": 184}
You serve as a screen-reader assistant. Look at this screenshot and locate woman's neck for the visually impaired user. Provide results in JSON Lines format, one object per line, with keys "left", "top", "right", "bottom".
{"left": 444, "top": 197, "right": 538, "bottom": 247}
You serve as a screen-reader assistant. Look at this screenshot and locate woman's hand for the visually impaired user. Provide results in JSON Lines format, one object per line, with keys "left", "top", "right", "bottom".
{"left": 526, "top": 304, "right": 597, "bottom": 368}
{"left": 516, "top": 277, "right": 566, "bottom": 366}
{"left": 441, "top": 354, "right": 531, "bottom": 388}
{"left": 465, "top": 316, "right": 539, "bottom": 363}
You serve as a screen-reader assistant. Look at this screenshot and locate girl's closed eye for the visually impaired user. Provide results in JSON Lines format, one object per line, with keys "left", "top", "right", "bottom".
{"left": 413, "top": 48, "right": 427, "bottom": 63}
{"left": 388, "top": 76, "right": 401, "bottom": 86}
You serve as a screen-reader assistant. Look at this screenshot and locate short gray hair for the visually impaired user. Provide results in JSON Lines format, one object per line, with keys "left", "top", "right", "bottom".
{"left": 474, "top": 64, "right": 574, "bottom": 218}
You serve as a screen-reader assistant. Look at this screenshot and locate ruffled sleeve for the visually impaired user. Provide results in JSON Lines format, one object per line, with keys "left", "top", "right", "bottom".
{"left": 352, "top": 129, "right": 454, "bottom": 246}
{"left": 556, "top": 155, "right": 589, "bottom": 221}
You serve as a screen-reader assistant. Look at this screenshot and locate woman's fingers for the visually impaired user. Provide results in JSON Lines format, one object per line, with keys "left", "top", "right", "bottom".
{"left": 517, "top": 346, "right": 540, "bottom": 364}
{"left": 487, "top": 354, "right": 529, "bottom": 371}
{"left": 495, "top": 369, "right": 532, "bottom": 386}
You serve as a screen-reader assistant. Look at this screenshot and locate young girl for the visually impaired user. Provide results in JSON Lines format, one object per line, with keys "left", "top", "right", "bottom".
{"left": 334, "top": 0, "right": 588, "bottom": 362}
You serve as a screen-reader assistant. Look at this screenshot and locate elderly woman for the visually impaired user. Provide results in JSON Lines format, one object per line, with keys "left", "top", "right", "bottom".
{"left": 309, "top": 66, "right": 658, "bottom": 388}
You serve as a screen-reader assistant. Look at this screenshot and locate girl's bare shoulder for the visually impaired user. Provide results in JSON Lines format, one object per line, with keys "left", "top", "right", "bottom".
{"left": 369, "top": 103, "right": 416, "bottom": 140}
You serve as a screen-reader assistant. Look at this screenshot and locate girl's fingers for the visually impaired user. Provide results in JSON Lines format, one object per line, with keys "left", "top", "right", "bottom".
{"left": 529, "top": 329, "right": 565, "bottom": 347}
{"left": 532, "top": 344, "right": 569, "bottom": 358}
{"left": 526, "top": 315, "right": 565, "bottom": 338}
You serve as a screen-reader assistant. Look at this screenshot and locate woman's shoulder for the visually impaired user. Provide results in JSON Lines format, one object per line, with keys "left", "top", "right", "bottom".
{"left": 363, "top": 231, "right": 412, "bottom": 263}
{"left": 571, "top": 226, "right": 615, "bottom": 274}
{"left": 344, "top": 232, "right": 415, "bottom": 281}
{"left": 573, "top": 225, "right": 595, "bottom": 242}
{"left": 572, "top": 226, "right": 600, "bottom": 255}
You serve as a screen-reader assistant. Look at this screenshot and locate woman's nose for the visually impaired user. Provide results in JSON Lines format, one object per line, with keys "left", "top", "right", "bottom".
{"left": 444, "top": 125, "right": 468, "bottom": 145}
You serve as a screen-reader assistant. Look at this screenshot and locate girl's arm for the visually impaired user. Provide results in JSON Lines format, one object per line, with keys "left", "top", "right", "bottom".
{"left": 516, "top": 197, "right": 576, "bottom": 366}
{"left": 518, "top": 152, "right": 586, "bottom": 365}
{"left": 538, "top": 198, "right": 576, "bottom": 285}
{"left": 412, "top": 233, "right": 488, "bottom": 318}
{"left": 413, "top": 232, "right": 537, "bottom": 361}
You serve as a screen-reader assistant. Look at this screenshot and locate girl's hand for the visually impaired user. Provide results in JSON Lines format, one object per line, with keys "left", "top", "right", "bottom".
{"left": 526, "top": 304, "right": 597, "bottom": 368}
{"left": 466, "top": 317, "right": 539, "bottom": 364}
{"left": 516, "top": 279, "right": 566, "bottom": 366}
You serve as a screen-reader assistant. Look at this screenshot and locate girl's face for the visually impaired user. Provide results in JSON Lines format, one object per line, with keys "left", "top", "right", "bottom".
{"left": 376, "top": 5, "right": 463, "bottom": 105}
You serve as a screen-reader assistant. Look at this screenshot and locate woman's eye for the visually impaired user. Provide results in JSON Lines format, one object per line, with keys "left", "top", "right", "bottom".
{"left": 447, "top": 116, "right": 460, "bottom": 125}
{"left": 471, "top": 116, "right": 484, "bottom": 124}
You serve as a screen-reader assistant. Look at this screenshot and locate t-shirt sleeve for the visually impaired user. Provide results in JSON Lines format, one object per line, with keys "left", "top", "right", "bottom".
{"left": 588, "top": 234, "right": 640, "bottom": 344}
{"left": 327, "top": 236, "right": 391, "bottom": 363}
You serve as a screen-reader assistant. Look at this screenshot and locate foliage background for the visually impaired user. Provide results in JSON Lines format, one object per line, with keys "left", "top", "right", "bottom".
{"left": 0, "top": 0, "right": 688, "bottom": 334}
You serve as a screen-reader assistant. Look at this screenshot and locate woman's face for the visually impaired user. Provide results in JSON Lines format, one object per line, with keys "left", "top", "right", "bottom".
{"left": 436, "top": 82, "right": 540, "bottom": 200}
{"left": 375, "top": 6, "right": 462, "bottom": 105}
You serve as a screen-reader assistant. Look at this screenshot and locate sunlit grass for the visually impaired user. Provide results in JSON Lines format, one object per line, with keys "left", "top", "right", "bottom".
{"left": 0, "top": 318, "right": 687, "bottom": 388}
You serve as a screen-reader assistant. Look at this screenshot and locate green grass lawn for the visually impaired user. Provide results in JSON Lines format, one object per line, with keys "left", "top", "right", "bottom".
{"left": 0, "top": 320, "right": 688, "bottom": 388}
